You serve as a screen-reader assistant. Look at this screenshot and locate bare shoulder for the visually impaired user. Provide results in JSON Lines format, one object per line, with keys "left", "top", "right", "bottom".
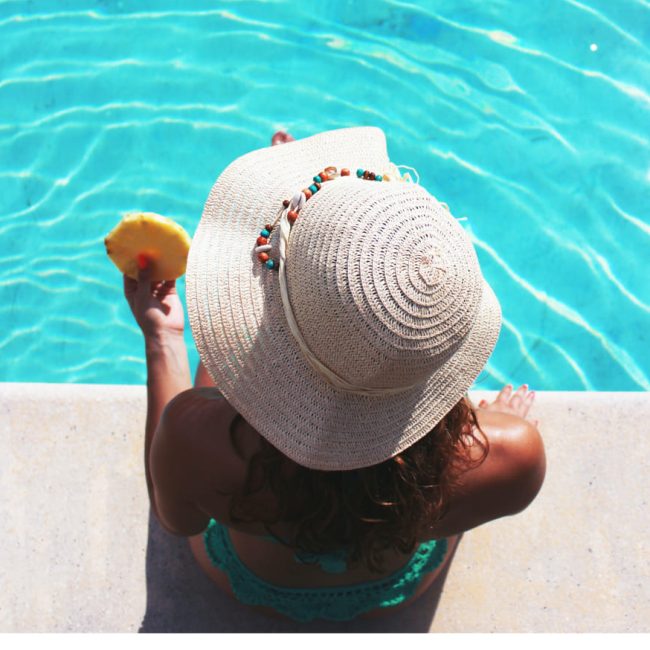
{"left": 152, "top": 388, "right": 251, "bottom": 503}
{"left": 426, "top": 410, "right": 546, "bottom": 538}
{"left": 471, "top": 410, "right": 546, "bottom": 512}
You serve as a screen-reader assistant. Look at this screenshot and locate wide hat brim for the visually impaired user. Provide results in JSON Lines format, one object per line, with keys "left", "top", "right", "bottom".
{"left": 187, "top": 127, "right": 501, "bottom": 470}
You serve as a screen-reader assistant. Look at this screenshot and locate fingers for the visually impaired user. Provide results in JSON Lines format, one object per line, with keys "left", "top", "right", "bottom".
{"left": 509, "top": 384, "right": 536, "bottom": 418}
{"left": 123, "top": 274, "right": 137, "bottom": 294}
{"left": 136, "top": 260, "right": 153, "bottom": 300}
{"left": 123, "top": 253, "right": 151, "bottom": 297}
{"left": 509, "top": 383, "right": 527, "bottom": 409}
{"left": 479, "top": 383, "right": 537, "bottom": 422}
{"left": 136, "top": 258, "right": 176, "bottom": 291}
{"left": 522, "top": 389, "right": 536, "bottom": 417}
{"left": 124, "top": 256, "right": 176, "bottom": 322}
{"left": 496, "top": 384, "right": 512, "bottom": 404}
{"left": 152, "top": 279, "right": 177, "bottom": 300}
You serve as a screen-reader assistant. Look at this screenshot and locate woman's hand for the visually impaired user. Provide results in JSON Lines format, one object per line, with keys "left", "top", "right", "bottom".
{"left": 478, "top": 384, "right": 538, "bottom": 427}
{"left": 123, "top": 259, "right": 184, "bottom": 339}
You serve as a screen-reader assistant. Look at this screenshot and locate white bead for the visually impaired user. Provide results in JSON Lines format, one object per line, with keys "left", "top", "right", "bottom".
{"left": 255, "top": 244, "right": 272, "bottom": 253}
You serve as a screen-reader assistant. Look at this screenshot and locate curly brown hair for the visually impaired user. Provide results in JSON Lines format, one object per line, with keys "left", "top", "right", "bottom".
{"left": 225, "top": 396, "right": 487, "bottom": 573}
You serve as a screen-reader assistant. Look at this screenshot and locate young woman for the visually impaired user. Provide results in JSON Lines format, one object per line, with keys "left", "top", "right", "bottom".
{"left": 124, "top": 127, "right": 545, "bottom": 622}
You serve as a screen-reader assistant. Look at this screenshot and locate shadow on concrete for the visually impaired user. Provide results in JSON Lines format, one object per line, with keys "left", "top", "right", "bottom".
{"left": 138, "top": 512, "right": 460, "bottom": 633}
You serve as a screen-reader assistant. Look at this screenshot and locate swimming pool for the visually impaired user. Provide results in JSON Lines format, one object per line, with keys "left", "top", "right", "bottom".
{"left": 1, "top": 0, "right": 648, "bottom": 390}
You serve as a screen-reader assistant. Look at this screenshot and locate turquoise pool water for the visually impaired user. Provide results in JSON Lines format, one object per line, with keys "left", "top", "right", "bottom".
{"left": 1, "top": 0, "right": 648, "bottom": 389}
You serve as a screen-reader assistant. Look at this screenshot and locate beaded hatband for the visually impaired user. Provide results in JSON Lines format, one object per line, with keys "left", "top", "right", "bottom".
{"left": 254, "top": 165, "right": 415, "bottom": 271}
{"left": 254, "top": 163, "right": 428, "bottom": 396}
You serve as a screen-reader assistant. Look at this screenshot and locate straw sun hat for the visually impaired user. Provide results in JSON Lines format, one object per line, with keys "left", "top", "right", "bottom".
{"left": 186, "top": 127, "right": 501, "bottom": 471}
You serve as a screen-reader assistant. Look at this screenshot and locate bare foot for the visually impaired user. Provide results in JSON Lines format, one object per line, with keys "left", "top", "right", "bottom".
{"left": 478, "top": 384, "right": 538, "bottom": 427}
{"left": 271, "top": 130, "right": 295, "bottom": 146}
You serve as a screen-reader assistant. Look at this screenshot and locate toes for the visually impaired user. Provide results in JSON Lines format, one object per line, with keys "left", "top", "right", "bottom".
{"left": 271, "top": 131, "right": 296, "bottom": 146}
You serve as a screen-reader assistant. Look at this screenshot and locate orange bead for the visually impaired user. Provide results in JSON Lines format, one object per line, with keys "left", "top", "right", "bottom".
{"left": 258, "top": 252, "right": 269, "bottom": 262}
{"left": 303, "top": 188, "right": 312, "bottom": 199}
{"left": 320, "top": 173, "right": 329, "bottom": 182}
{"left": 341, "top": 168, "right": 350, "bottom": 176}
{"left": 257, "top": 236, "right": 268, "bottom": 246}
{"left": 288, "top": 211, "right": 298, "bottom": 223}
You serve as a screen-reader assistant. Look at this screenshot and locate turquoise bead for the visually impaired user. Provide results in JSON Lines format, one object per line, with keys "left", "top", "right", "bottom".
{"left": 356, "top": 168, "right": 364, "bottom": 178}
{"left": 376, "top": 175, "right": 383, "bottom": 181}
{"left": 261, "top": 229, "right": 270, "bottom": 237}
{"left": 313, "top": 175, "right": 322, "bottom": 183}
{"left": 309, "top": 184, "right": 318, "bottom": 193}
{"left": 265, "top": 259, "right": 275, "bottom": 269}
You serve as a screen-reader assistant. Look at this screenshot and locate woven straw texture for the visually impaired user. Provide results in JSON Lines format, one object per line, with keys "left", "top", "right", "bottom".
{"left": 186, "top": 127, "right": 501, "bottom": 470}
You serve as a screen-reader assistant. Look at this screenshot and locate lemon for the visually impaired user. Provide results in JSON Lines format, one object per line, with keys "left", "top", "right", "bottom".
{"left": 105, "top": 212, "right": 191, "bottom": 281}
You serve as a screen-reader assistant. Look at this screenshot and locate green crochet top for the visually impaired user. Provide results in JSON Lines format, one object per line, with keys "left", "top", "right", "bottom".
{"left": 203, "top": 518, "right": 448, "bottom": 622}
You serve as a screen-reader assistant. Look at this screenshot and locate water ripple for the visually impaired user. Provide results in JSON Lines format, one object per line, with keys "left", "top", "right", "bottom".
{"left": 1, "top": 101, "right": 243, "bottom": 132}
{"left": 585, "top": 246, "right": 650, "bottom": 312}
{"left": 472, "top": 235, "right": 650, "bottom": 390}
{"left": 564, "top": 0, "right": 644, "bottom": 48}
{"left": 607, "top": 197, "right": 650, "bottom": 238}
{"left": 542, "top": 340, "right": 594, "bottom": 390}
{"left": 420, "top": 6, "right": 649, "bottom": 105}
{"left": 501, "top": 317, "right": 542, "bottom": 373}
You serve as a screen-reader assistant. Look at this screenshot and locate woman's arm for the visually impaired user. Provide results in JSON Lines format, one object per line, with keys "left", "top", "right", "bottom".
{"left": 425, "top": 385, "right": 546, "bottom": 539}
{"left": 123, "top": 262, "right": 192, "bottom": 525}
{"left": 143, "top": 332, "right": 191, "bottom": 510}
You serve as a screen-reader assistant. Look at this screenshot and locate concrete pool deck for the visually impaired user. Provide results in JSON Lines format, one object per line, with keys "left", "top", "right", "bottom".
{"left": 1, "top": 384, "right": 648, "bottom": 633}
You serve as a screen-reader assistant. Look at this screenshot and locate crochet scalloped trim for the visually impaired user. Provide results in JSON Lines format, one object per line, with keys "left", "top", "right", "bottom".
{"left": 203, "top": 519, "right": 448, "bottom": 622}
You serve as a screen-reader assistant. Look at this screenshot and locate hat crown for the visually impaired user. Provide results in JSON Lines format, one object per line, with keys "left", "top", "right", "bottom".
{"left": 286, "top": 180, "right": 484, "bottom": 390}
